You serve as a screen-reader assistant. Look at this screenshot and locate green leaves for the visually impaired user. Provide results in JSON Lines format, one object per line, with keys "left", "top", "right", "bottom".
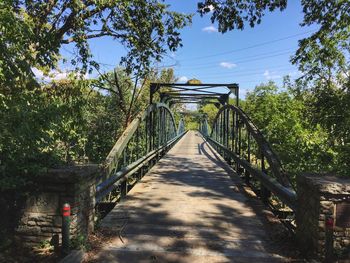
{"left": 197, "top": 0, "right": 287, "bottom": 32}
{"left": 1, "top": 0, "right": 192, "bottom": 87}
{"left": 243, "top": 81, "right": 336, "bottom": 177}
{"left": 0, "top": 0, "right": 192, "bottom": 192}
{"left": 292, "top": 0, "right": 350, "bottom": 82}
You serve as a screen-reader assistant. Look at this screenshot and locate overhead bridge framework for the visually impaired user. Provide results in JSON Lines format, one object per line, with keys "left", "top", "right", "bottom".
{"left": 150, "top": 82, "right": 239, "bottom": 107}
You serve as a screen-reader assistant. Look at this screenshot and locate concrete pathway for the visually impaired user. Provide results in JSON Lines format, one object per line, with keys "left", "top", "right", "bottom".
{"left": 93, "top": 131, "right": 290, "bottom": 262}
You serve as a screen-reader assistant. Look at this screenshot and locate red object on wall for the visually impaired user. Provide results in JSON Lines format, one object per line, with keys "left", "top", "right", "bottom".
{"left": 62, "top": 203, "right": 71, "bottom": 217}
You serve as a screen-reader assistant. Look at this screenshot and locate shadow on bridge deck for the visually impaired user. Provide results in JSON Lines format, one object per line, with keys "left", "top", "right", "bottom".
{"left": 90, "top": 131, "right": 297, "bottom": 262}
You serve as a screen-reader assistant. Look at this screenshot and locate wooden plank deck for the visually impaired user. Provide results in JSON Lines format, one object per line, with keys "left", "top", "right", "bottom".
{"left": 92, "top": 131, "right": 291, "bottom": 262}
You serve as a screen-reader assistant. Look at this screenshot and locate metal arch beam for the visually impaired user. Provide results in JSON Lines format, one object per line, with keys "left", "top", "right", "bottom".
{"left": 104, "top": 103, "right": 178, "bottom": 177}
{"left": 208, "top": 104, "right": 292, "bottom": 189}
{"left": 162, "top": 93, "right": 223, "bottom": 97}
{"left": 155, "top": 83, "right": 238, "bottom": 87}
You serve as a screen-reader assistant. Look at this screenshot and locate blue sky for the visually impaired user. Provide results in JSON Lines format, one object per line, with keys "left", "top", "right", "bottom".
{"left": 59, "top": 1, "right": 318, "bottom": 99}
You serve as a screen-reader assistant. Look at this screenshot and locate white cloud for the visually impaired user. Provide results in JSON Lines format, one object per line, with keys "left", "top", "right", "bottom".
{"left": 178, "top": 76, "right": 188, "bottom": 82}
{"left": 32, "top": 68, "right": 89, "bottom": 82}
{"left": 263, "top": 70, "right": 281, "bottom": 80}
{"left": 219, "top": 62, "right": 237, "bottom": 69}
{"left": 202, "top": 25, "right": 218, "bottom": 33}
{"left": 287, "top": 71, "right": 300, "bottom": 77}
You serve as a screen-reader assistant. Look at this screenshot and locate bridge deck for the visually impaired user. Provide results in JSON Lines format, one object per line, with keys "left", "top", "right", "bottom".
{"left": 94, "top": 131, "right": 290, "bottom": 262}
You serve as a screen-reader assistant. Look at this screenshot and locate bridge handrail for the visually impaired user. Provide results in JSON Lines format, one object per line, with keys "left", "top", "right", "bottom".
{"left": 201, "top": 104, "right": 297, "bottom": 211}
{"left": 96, "top": 102, "right": 186, "bottom": 201}
{"left": 206, "top": 137, "right": 297, "bottom": 210}
{"left": 96, "top": 133, "right": 183, "bottom": 202}
{"left": 210, "top": 104, "right": 291, "bottom": 187}
{"left": 103, "top": 103, "right": 178, "bottom": 176}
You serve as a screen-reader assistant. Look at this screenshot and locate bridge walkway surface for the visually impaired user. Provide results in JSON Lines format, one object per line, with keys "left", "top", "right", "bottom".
{"left": 91, "top": 131, "right": 295, "bottom": 262}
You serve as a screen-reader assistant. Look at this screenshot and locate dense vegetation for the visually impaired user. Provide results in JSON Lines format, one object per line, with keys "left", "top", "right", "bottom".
{"left": 0, "top": 0, "right": 189, "bottom": 247}
{"left": 0, "top": 0, "right": 349, "bottom": 251}
{"left": 244, "top": 80, "right": 349, "bottom": 178}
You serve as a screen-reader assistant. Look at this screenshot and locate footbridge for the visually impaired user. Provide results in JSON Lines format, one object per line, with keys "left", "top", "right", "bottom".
{"left": 90, "top": 83, "right": 299, "bottom": 261}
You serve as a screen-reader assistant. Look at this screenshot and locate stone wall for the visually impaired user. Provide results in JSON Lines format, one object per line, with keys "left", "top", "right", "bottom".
{"left": 296, "top": 173, "right": 350, "bottom": 260}
{"left": 15, "top": 165, "right": 98, "bottom": 248}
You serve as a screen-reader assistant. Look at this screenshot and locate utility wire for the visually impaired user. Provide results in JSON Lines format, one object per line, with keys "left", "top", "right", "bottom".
{"left": 176, "top": 50, "right": 293, "bottom": 71}
{"left": 193, "top": 67, "right": 296, "bottom": 79}
{"left": 178, "top": 29, "right": 316, "bottom": 61}
{"left": 174, "top": 47, "right": 296, "bottom": 69}
{"left": 196, "top": 64, "right": 295, "bottom": 77}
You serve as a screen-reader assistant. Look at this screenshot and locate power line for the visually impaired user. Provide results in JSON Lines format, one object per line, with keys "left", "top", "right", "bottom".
{"left": 189, "top": 67, "right": 297, "bottom": 79}
{"left": 174, "top": 47, "right": 296, "bottom": 69}
{"left": 196, "top": 64, "right": 296, "bottom": 77}
{"left": 178, "top": 29, "right": 316, "bottom": 61}
{"left": 176, "top": 50, "right": 293, "bottom": 71}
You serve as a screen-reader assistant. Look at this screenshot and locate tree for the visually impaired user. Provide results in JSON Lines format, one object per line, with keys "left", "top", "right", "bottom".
{"left": 198, "top": 0, "right": 350, "bottom": 176}
{"left": 243, "top": 81, "right": 333, "bottom": 178}
{"left": 197, "top": 0, "right": 349, "bottom": 78}
{"left": 0, "top": 0, "right": 193, "bottom": 189}
{"left": 198, "top": 0, "right": 287, "bottom": 32}
{"left": 0, "top": 0, "right": 192, "bottom": 87}
{"left": 292, "top": 0, "right": 350, "bottom": 81}
{"left": 199, "top": 103, "right": 218, "bottom": 127}
{"left": 93, "top": 67, "right": 180, "bottom": 128}
{"left": 187, "top": 78, "right": 202, "bottom": 84}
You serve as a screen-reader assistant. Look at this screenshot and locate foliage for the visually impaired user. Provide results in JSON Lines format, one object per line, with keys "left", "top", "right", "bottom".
{"left": 199, "top": 103, "right": 218, "bottom": 128}
{"left": 184, "top": 114, "right": 199, "bottom": 130}
{"left": 186, "top": 79, "right": 202, "bottom": 84}
{"left": 0, "top": 0, "right": 192, "bottom": 248}
{"left": 0, "top": 0, "right": 192, "bottom": 86}
{"left": 198, "top": 0, "right": 287, "bottom": 32}
{"left": 0, "top": 78, "right": 119, "bottom": 191}
{"left": 197, "top": 0, "right": 349, "bottom": 74}
{"left": 93, "top": 68, "right": 141, "bottom": 127}
{"left": 292, "top": 0, "right": 350, "bottom": 80}
{"left": 0, "top": 0, "right": 193, "bottom": 192}
{"left": 197, "top": 0, "right": 350, "bottom": 89}
{"left": 243, "top": 81, "right": 348, "bottom": 177}
{"left": 286, "top": 79, "right": 350, "bottom": 176}
{"left": 70, "top": 234, "right": 89, "bottom": 250}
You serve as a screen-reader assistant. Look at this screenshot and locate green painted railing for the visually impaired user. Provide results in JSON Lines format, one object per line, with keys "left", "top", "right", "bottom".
{"left": 96, "top": 103, "right": 186, "bottom": 202}
{"left": 200, "top": 104, "right": 297, "bottom": 212}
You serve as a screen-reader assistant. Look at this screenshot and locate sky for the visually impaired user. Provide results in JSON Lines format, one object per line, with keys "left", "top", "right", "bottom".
{"left": 58, "top": 1, "right": 319, "bottom": 100}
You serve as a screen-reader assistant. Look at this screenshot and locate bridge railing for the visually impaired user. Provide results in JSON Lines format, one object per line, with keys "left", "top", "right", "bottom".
{"left": 200, "top": 105, "right": 297, "bottom": 212}
{"left": 96, "top": 103, "right": 186, "bottom": 203}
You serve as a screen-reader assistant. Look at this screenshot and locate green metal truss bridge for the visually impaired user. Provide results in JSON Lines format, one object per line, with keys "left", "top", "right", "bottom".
{"left": 93, "top": 82, "right": 298, "bottom": 261}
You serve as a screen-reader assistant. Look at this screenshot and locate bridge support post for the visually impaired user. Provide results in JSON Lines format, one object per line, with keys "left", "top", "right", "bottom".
{"left": 120, "top": 180, "right": 128, "bottom": 199}
{"left": 61, "top": 203, "right": 71, "bottom": 255}
{"left": 260, "top": 184, "right": 271, "bottom": 204}
{"left": 137, "top": 168, "right": 144, "bottom": 181}
{"left": 14, "top": 165, "right": 98, "bottom": 249}
{"left": 296, "top": 174, "right": 350, "bottom": 261}
{"left": 244, "top": 170, "right": 250, "bottom": 185}
{"left": 260, "top": 155, "right": 271, "bottom": 204}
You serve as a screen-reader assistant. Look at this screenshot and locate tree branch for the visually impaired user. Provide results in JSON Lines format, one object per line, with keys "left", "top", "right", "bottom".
{"left": 62, "top": 32, "right": 115, "bottom": 44}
